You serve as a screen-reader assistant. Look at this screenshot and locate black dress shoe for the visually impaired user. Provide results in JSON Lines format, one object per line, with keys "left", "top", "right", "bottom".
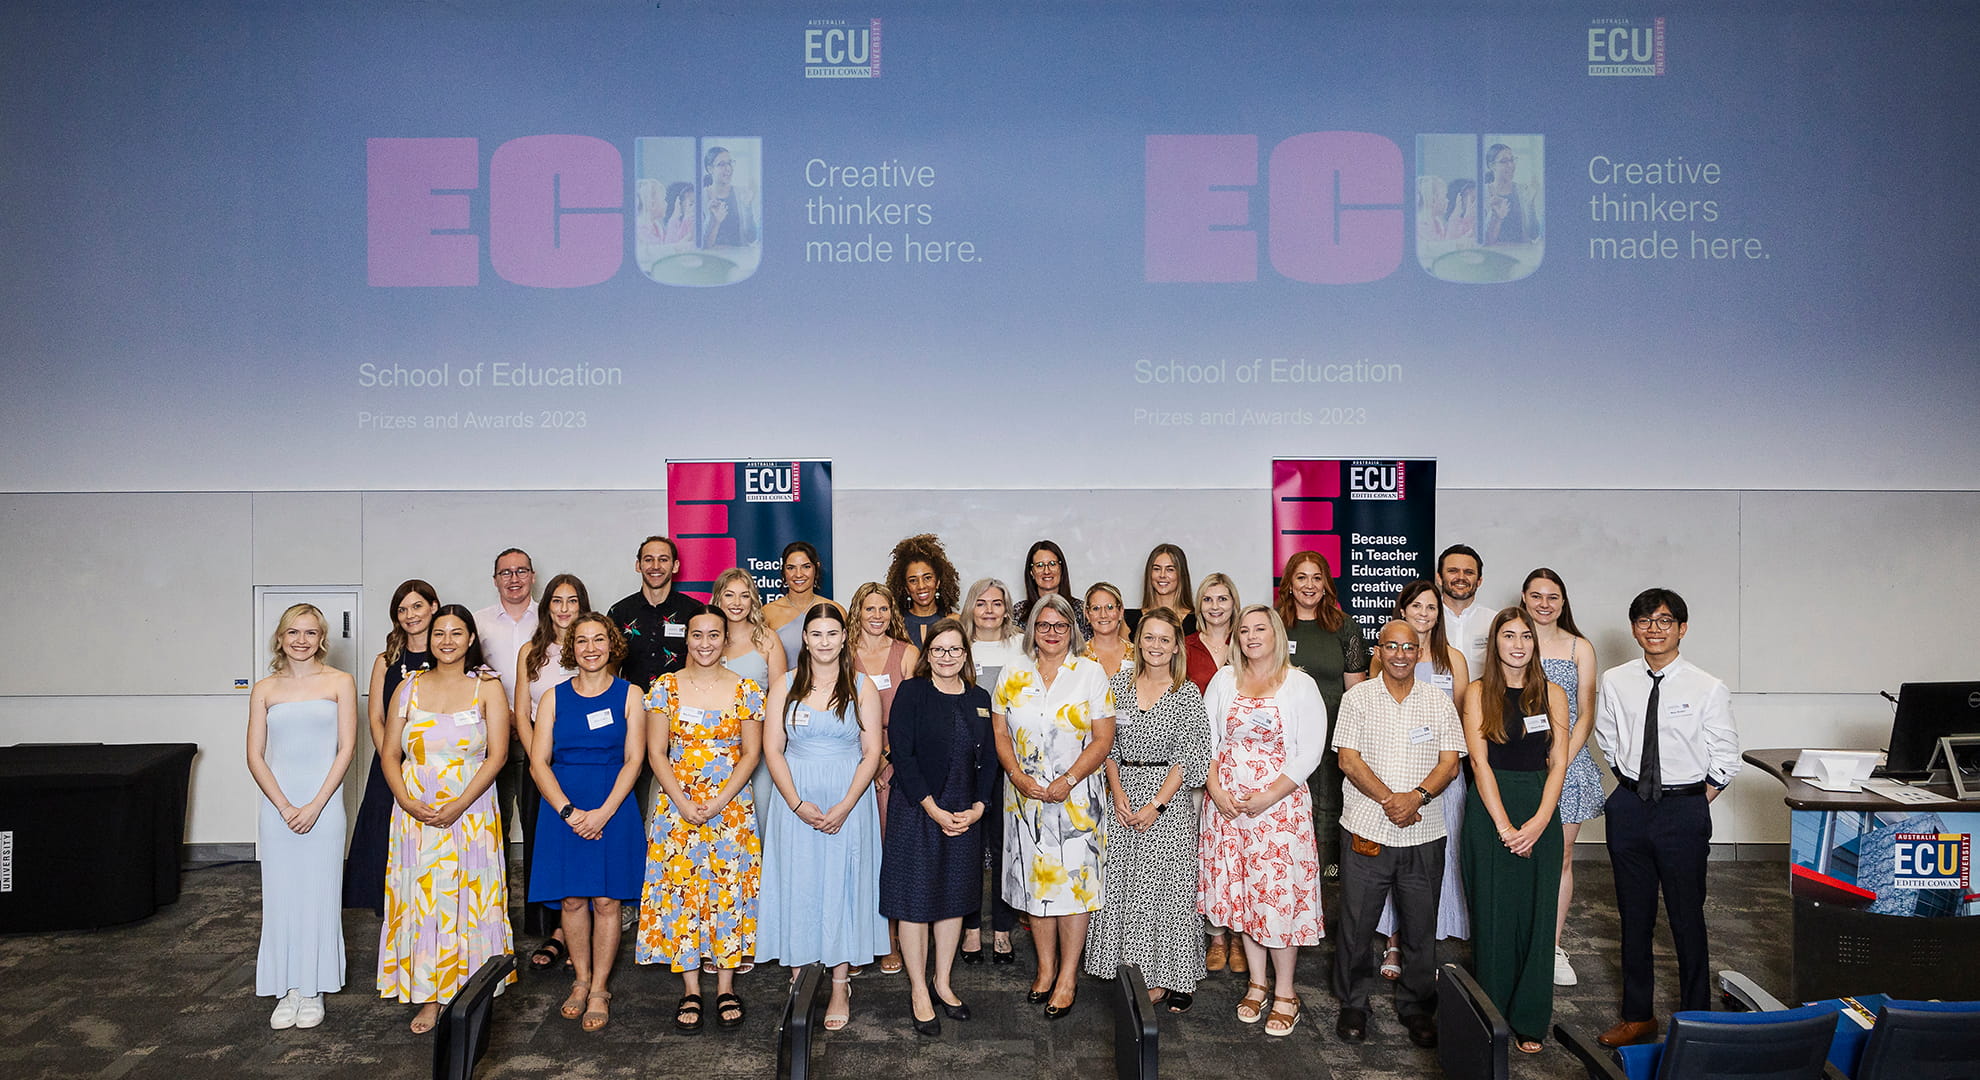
{"left": 1336, "top": 1006, "right": 1368, "bottom": 1043}
{"left": 939, "top": 996, "right": 971, "bottom": 1021}
{"left": 911, "top": 1010, "right": 941, "bottom": 1037}
{"left": 1026, "top": 988, "right": 1051, "bottom": 1004}
{"left": 991, "top": 947, "right": 1016, "bottom": 965}
{"left": 1401, "top": 1012, "right": 1438, "bottom": 1048}
{"left": 959, "top": 947, "right": 985, "bottom": 965}
{"left": 1045, "top": 995, "right": 1076, "bottom": 1020}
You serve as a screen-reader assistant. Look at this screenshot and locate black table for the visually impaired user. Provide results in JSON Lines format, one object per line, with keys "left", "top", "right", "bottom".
{"left": 1745, "top": 748, "right": 1980, "bottom": 1002}
{"left": 0, "top": 743, "right": 199, "bottom": 932}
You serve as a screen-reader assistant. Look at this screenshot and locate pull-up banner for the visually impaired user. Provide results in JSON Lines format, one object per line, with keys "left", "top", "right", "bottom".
{"left": 1272, "top": 459, "right": 1438, "bottom": 641}
{"left": 667, "top": 460, "right": 834, "bottom": 602}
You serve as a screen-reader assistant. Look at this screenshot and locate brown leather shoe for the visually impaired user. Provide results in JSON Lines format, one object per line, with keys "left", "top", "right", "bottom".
{"left": 1227, "top": 942, "right": 1249, "bottom": 973}
{"left": 1205, "top": 935, "right": 1228, "bottom": 973}
{"left": 1596, "top": 1018, "right": 1660, "bottom": 1048}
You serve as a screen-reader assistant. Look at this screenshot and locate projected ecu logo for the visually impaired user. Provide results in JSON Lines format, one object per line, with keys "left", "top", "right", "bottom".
{"left": 1892, "top": 833, "right": 1971, "bottom": 890}
{"left": 806, "top": 19, "right": 882, "bottom": 78}
{"left": 1348, "top": 461, "right": 1406, "bottom": 501}
{"left": 1588, "top": 17, "right": 1665, "bottom": 76}
{"left": 744, "top": 462, "right": 803, "bottom": 503}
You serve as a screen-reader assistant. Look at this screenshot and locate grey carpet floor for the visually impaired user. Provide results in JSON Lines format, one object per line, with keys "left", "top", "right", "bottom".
{"left": 0, "top": 859, "right": 1790, "bottom": 1079}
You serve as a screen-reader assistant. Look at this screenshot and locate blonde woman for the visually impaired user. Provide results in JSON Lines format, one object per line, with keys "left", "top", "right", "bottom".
{"left": 961, "top": 577, "right": 1023, "bottom": 964}
{"left": 712, "top": 566, "right": 789, "bottom": 689}
{"left": 1200, "top": 604, "right": 1327, "bottom": 1036}
{"left": 847, "top": 580, "right": 916, "bottom": 972}
{"left": 1081, "top": 582, "right": 1136, "bottom": 677}
{"left": 1184, "top": 572, "right": 1245, "bottom": 975}
{"left": 248, "top": 604, "right": 359, "bottom": 1030}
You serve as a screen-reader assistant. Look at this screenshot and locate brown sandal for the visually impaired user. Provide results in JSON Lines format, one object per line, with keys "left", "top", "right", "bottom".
{"left": 581, "top": 990, "right": 612, "bottom": 1032}
{"left": 1265, "top": 996, "right": 1302, "bottom": 1037}
{"left": 559, "top": 982, "right": 589, "bottom": 1020}
{"left": 1236, "top": 982, "right": 1270, "bottom": 1024}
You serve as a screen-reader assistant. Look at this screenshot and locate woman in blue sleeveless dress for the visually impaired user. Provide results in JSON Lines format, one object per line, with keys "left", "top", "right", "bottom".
{"left": 1519, "top": 568, "right": 1604, "bottom": 988}
{"left": 248, "top": 603, "right": 359, "bottom": 1031}
{"left": 756, "top": 604, "right": 888, "bottom": 1032}
{"left": 528, "top": 613, "right": 647, "bottom": 1032}
{"left": 713, "top": 567, "right": 787, "bottom": 689}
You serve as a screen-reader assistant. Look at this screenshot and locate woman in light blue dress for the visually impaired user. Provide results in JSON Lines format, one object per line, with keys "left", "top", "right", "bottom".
{"left": 247, "top": 603, "right": 360, "bottom": 1031}
{"left": 1519, "top": 568, "right": 1604, "bottom": 987}
{"left": 756, "top": 603, "right": 888, "bottom": 1031}
{"left": 714, "top": 567, "right": 788, "bottom": 689}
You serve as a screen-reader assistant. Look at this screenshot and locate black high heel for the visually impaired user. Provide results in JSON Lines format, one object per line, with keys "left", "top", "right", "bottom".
{"left": 959, "top": 947, "right": 984, "bottom": 965}
{"left": 911, "top": 1008, "right": 941, "bottom": 1037}
{"left": 1025, "top": 988, "right": 1051, "bottom": 1004}
{"left": 939, "top": 996, "right": 971, "bottom": 1021}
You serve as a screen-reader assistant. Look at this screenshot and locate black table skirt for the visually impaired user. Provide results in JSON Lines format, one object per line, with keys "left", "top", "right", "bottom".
{"left": 0, "top": 743, "right": 199, "bottom": 932}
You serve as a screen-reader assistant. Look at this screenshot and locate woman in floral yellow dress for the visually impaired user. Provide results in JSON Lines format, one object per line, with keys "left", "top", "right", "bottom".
{"left": 636, "top": 605, "right": 764, "bottom": 1034}
{"left": 992, "top": 593, "right": 1116, "bottom": 1019}
{"left": 376, "top": 605, "right": 515, "bottom": 1034}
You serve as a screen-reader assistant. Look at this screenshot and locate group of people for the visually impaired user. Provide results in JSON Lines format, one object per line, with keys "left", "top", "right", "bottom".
{"left": 247, "top": 534, "right": 1739, "bottom": 1056}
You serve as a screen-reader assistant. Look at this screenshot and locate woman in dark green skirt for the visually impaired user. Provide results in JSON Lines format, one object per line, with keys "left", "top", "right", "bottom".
{"left": 1459, "top": 607, "right": 1570, "bottom": 1054}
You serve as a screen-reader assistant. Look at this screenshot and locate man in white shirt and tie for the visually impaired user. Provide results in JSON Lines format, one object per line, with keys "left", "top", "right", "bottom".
{"left": 1592, "top": 588, "right": 1740, "bottom": 1048}
{"left": 1437, "top": 544, "right": 1491, "bottom": 671}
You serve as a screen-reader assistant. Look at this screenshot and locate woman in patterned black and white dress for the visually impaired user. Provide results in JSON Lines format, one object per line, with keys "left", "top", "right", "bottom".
{"left": 1083, "top": 608, "right": 1212, "bottom": 1012}
{"left": 1519, "top": 568, "right": 1603, "bottom": 987}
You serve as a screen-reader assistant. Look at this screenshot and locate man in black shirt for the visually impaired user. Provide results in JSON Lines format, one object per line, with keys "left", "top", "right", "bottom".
{"left": 606, "top": 535, "right": 702, "bottom": 693}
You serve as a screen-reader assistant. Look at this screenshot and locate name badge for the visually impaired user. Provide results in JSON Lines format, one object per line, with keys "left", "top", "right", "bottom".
{"left": 587, "top": 708, "right": 615, "bottom": 730}
{"left": 974, "top": 663, "right": 985, "bottom": 678}
{"left": 678, "top": 706, "right": 706, "bottom": 724}
{"left": 663, "top": 623, "right": 686, "bottom": 638}
{"left": 793, "top": 706, "right": 812, "bottom": 727}
{"left": 1431, "top": 673, "right": 1454, "bottom": 690}
{"left": 1523, "top": 714, "right": 1551, "bottom": 734}
{"left": 872, "top": 674, "right": 892, "bottom": 691}
{"left": 1243, "top": 707, "right": 1276, "bottom": 731}
{"left": 1286, "top": 640, "right": 1298, "bottom": 655}
{"left": 1408, "top": 724, "right": 1434, "bottom": 745}
{"left": 452, "top": 708, "right": 480, "bottom": 727}
{"left": 1666, "top": 701, "right": 1696, "bottom": 719}
{"left": 1120, "top": 658, "right": 1135, "bottom": 671}
{"left": 976, "top": 707, "right": 991, "bottom": 718}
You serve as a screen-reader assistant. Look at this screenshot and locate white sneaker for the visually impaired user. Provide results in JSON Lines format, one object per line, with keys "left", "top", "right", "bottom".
{"left": 1553, "top": 947, "right": 1578, "bottom": 987}
{"left": 270, "top": 990, "right": 301, "bottom": 1030}
{"left": 295, "top": 994, "right": 325, "bottom": 1029}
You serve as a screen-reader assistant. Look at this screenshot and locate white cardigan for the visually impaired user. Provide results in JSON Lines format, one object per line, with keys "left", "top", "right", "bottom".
{"left": 1202, "top": 665, "right": 1330, "bottom": 788}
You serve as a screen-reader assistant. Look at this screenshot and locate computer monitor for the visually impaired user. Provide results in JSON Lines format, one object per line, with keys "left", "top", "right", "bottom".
{"left": 1884, "top": 682, "right": 1980, "bottom": 776}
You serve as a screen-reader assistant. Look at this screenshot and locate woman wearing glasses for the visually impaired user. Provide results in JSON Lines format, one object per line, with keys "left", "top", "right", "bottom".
{"left": 992, "top": 594, "right": 1117, "bottom": 1018}
{"left": 1012, "top": 540, "right": 1091, "bottom": 639}
{"left": 879, "top": 619, "right": 996, "bottom": 1035}
{"left": 1080, "top": 583, "right": 1136, "bottom": 677}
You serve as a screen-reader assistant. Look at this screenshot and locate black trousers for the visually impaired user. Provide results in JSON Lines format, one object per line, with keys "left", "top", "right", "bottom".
{"left": 1604, "top": 787, "right": 1712, "bottom": 1020}
{"left": 963, "top": 784, "right": 1017, "bottom": 934}
{"left": 1334, "top": 829, "right": 1442, "bottom": 1016}
{"left": 500, "top": 750, "right": 559, "bottom": 938}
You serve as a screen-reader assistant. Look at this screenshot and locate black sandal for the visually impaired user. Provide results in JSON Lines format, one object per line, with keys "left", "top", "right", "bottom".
{"left": 674, "top": 993, "right": 704, "bottom": 1034}
{"left": 529, "top": 937, "right": 568, "bottom": 970}
{"left": 715, "top": 992, "right": 745, "bottom": 1027}
{"left": 1164, "top": 991, "right": 1194, "bottom": 1014}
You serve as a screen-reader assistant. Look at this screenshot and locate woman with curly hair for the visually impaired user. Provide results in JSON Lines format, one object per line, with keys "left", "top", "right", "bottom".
{"left": 885, "top": 533, "right": 960, "bottom": 648}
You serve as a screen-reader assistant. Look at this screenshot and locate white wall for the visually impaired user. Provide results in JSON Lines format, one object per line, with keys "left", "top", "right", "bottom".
{"left": 2, "top": 486, "right": 1973, "bottom": 847}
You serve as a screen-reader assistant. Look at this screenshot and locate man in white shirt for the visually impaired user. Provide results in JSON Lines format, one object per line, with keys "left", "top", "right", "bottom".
{"left": 1437, "top": 544, "right": 1490, "bottom": 671}
{"left": 473, "top": 547, "right": 541, "bottom": 934}
{"left": 1331, "top": 620, "right": 1466, "bottom": 1048}
{"left": 1592, "top": 588, "right": 1740, "bottom": 1048}
{"left": 474, "top": 547, "right": 539, "bottom": 701}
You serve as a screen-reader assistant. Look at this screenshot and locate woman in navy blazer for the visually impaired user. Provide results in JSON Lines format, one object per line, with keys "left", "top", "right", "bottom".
{"left": 878, "top": 618, "right": 998, "bottom": 1035}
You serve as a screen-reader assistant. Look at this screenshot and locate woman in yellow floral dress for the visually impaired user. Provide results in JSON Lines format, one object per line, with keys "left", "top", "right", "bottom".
{"left": 992, "top": 593, "right": 1116, "bottom": 1019}
{"left": 376, "top": 605, "right": 515, "bottom": 1034}
{"left": 636, "top": 605, "right": 764, "bottom": 1034}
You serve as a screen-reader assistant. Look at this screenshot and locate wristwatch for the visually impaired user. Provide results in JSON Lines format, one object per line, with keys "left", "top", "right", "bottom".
{"left": 1413, "top": 785, "right": 1435, "bottom": 804}
{"left": 1153, "top": 801, "right": 1169, "bottom": 814}
{"left": 558, "top": 802, "right": 577, "bottom": 820}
